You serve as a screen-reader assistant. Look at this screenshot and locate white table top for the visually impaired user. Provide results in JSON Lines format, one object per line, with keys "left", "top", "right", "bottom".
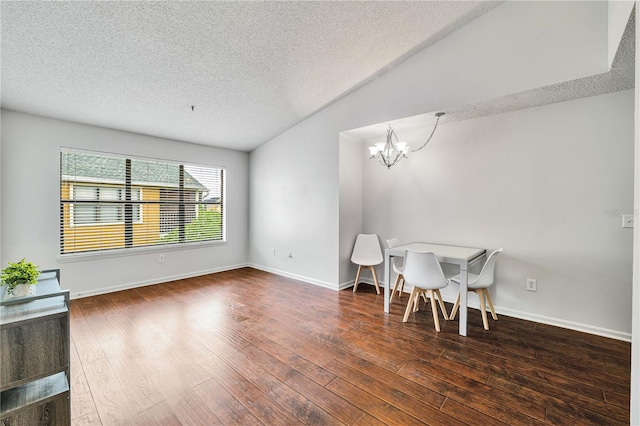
{"left": 385, "top": 242, "right": 485, "bottom": 265}
{"left": 383, "top": 242, "right": 486, "bottom": 336}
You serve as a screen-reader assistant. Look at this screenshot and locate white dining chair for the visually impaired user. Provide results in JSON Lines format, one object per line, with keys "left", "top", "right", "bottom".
{"left": 351, "top": 234, "right": 383, "bottom": 294}
{"left": 386, "top": 238, "right": 405, "bottom": 303}
{"left": 401, "top": 250, "right": 449, "bottom": 332}
{"left": 449, "top": 248, "right": 503, "bottom": 330}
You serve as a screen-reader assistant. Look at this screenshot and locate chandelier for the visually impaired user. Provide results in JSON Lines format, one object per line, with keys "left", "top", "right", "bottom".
{"left": 368, "top": 112, "right": 445, "bottom": 169}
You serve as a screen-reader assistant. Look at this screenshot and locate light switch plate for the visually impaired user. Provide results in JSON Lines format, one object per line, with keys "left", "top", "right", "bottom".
{"left": 622, "top": 215, "right": 634, "bottom": 228}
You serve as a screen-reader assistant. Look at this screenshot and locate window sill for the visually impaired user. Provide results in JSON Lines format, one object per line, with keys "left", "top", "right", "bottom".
{"left": 57, "top": 239, "right": 227, "bottom": 263}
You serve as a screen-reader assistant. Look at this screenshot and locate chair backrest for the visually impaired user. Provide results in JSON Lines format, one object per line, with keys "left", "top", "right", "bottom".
{"left": 351, "top": 234, "right": 383, "bottom": 266}
{"left": 386, "top": 238, "right": 401, "bottom": 248}
{"left": 386, "top": 238, "right": 404, "bottom": 271}
{"left": 473, "top": 248, "right": 503, "bottom": 287}
{"left": 402, "top": 250, "right": 448, "bottom": 290}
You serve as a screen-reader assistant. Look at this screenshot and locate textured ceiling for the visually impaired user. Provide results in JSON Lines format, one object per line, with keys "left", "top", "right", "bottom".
{"left": 1, "top": 1, "right": 500, "bottom": 152}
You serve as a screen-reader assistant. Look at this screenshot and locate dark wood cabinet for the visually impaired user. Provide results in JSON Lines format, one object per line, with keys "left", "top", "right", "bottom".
{"left": 1, "top": 270, "right": 70, "bottom": 426}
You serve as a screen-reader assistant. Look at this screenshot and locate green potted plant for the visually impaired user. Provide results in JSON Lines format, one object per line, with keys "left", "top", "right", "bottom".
{"left": 1, "top": 259, "right": 40, "bottom": 297}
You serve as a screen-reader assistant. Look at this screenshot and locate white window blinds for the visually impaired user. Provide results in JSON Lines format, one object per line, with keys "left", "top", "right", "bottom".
{"left": 60, "top": 149, "right": 224, "bottom": 255}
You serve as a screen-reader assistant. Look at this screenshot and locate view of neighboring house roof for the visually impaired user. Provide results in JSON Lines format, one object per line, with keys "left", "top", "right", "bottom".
{"left": 61, "top": 152, "right": 207, "bottom": 190}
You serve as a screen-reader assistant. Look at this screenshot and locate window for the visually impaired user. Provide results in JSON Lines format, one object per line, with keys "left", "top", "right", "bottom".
{"left": 60, "top": 149, "right": 224, "bottom": 255}
{"left": 159, "top": 188, "right": 197, "bottom": 235}
{"left": 72, "top": 186, "right": 142, "bottom": 225}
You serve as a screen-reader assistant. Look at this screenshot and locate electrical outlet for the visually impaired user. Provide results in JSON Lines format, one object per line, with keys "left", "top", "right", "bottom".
{"left": 622, "top": 215, "right": 634, "bottom": 228}
{"left": 526, "top": 278, "right": 537, "bottom": 292}
{"left": 159, "top": 254, "right": 165, "bottom": 263}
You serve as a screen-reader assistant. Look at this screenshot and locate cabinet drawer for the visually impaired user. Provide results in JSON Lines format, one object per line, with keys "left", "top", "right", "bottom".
{"left": 0, "top": 316, "right": 68, "bottom": 387}
{"left": 1, "top": 391, "right": 70, "bottom": 426}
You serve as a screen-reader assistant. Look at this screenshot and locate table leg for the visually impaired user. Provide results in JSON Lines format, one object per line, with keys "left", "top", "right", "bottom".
{"left": 384, "top": 251, "right": 390, "bottom": 313}
{"left": 459, "top": 263, "right": 468, "bottom": 336}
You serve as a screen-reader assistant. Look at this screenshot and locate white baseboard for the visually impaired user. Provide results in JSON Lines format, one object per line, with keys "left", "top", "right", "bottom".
{"left": 339, "top": 279, "right": 356, "bottom": 290}
{"left": 354, "top": 279, "right": 631, "bottom": 342}
{"left": 70, "top": 263, "right": 249, "bottom": 299}
{"left": 248, "top": 263, "right": 339, "bottom": 290}
{"left": 494, "top": 307, "right": 631, "bottom": 342}
{"left": 71, "top": 267, "right": 631, "bottom": 342}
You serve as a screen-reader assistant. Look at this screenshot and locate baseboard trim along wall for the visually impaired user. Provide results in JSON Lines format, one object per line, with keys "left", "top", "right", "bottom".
{"left": 71, "top": 265, "right": 630, "bottom": 342}
{"left": 70, "top": 263, "right": 249, "bottom": 299}
{"left": 247, "top": 263, "right": 339, "bottom": 290}
{"left": 345, "top": 279, "right": 632, "bottom": 342}
{"left": 495, "top": 307, "right": 631, "bottom": 343}
{"left": 339, "top": 280, "right": 356, "bottom": 291}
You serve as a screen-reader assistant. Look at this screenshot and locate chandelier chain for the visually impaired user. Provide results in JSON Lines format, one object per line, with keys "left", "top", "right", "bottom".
{"left": 412, "top": 112, "right": 444, "bottom": 153}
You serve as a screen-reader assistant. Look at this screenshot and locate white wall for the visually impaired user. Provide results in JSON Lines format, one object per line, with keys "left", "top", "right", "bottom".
{"left": 0, "top": 115, "right": 2, "bottom": 264}
{"left": 0, "top": 110, "right": 250, "bottom": 296}
{"left": 359, "top": 90, "right": 635, "bottom": 338}
{"left": 630, "top": 2, "right": 639, "bottom": 423}
{"left": 248, "top": 112, "right": 341, "bottom": 287}
{"left": 250, "top": 1, "right": 609, "bottom": 288}
{"left": 338, "top": 133, "right": 364, "bottom": 287}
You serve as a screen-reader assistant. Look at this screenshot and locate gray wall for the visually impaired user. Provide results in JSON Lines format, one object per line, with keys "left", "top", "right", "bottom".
{"left": 0, "top": 110, "right": 250, "bottom": 296}
{"left": 357, "top": 91, "right": 634, "bottom": 338}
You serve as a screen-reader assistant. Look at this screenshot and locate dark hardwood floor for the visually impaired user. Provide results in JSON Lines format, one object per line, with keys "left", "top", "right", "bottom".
{"left": 69, "top": 268, "right": 631, "bottom": 425}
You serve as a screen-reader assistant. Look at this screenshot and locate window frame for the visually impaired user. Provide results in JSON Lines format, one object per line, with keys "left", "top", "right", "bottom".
{"left": 60, "top": 148, "right": 226, "bottom": 257}
{"left": 69, "top": 184, "right": 143, "bottom": 227}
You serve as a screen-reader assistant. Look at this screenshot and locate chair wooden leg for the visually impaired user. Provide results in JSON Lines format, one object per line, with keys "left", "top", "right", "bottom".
{"left": 369, "top": 266, "right": 381, "bottom": 295}
{"left": 399, "top": 276, "right": 405, "bottom": 297}
{"left": 484, "top": 289, "right": 498, "bottom": 320}
{"left": 414, "top": 289, "right": 428, "bottom": 312}
{"left": 353, "top": 265, "right": 362, "bottom": 292}
{"left": 434, "top": 289, "right": 448, "bottom": 320}
{"left": 390, "top": 274, "right": 401, "bottom": 303}
{"left": 476, "top": 289, "right": 489, "bottom": 330}
{"left": 413, "top": 289, "right": 421, "bottom": 312}
{"left": 450, "top": 292, "right": 460, "bottom": 320}
{"left": 428, "top": 290, "right": 441, "bottom": 332}
{"left": 403, "top": 287, "right": 419, "bottom": 322}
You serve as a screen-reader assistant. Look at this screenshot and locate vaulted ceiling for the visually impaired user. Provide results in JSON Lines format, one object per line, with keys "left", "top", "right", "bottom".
{"left": 1, "top": 1, "right": 500, "bottom": 151}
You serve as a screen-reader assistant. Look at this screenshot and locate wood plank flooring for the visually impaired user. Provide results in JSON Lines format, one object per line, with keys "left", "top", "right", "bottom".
{"left": 70, "top": 268, "right": 631, "bottom": 425}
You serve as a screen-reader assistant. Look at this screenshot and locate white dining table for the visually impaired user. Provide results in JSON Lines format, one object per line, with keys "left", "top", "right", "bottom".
{"left": 383, "top": 242, "right": 486, "bottom": 336}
